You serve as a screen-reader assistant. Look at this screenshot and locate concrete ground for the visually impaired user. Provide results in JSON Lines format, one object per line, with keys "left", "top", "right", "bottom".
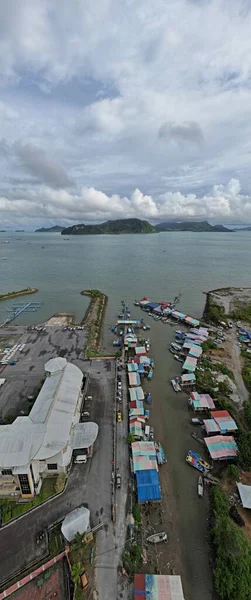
{"left": 0, "top": 324, "right": 87, "bottom": 418}
{"left": 0, "top": 359, "right": 115, "bottom": 590}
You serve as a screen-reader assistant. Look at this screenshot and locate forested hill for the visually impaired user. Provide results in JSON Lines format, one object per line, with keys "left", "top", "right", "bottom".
{"left": 61, "top": 218, "right": 156, "bottom": 235}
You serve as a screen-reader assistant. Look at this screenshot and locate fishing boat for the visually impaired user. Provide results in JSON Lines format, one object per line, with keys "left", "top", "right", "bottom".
{"left": 155, "top": 442, "right": 167, "bottom": 465}
{"left": 190, "top": 418, "right": 203, "bottom": 425}
{"left": 186, "top": 450, "right": 211, "bottom": 473}
{"left": 191, "top": 431, "right": 206, "bottom": 447}
{"left": 169, "top": 346, "right": 176, "bottom": 354}
{"left": 145, "top": 393, "right": 152, "bottom": 404}
{"left": 147, "top": 532, "right": 167, "bottom": 544}
{"left": 171, "top": 379, "right": 181, "bottom": 392}
{"left": 171, "top": 342, "right": 182, "bottom": 351}
{"left": 198, "top": 476, "right": 203, "bottom": 497}
{"left": 174, "top": 354, "right": 183, "bottom": 363}
{"left": 134, "top": 300, "right": 139, "bottom": 306}
{"left": 147, "top": 368, "right": 153, "bottom": 380}
{"left": 143, "top": 324, "right": 150, "bottom": 330}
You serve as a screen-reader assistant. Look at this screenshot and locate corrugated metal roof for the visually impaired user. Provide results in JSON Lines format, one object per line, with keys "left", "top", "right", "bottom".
{"left": 128, "top": 372, "right": 141, "bottom": 386}
{"left": 136, "top": 469, "right": 161, "bottom": 502}
{"left": 127, "top": 363, "right": 138, "bottom": 372}
{"left": 205, "top": 435, "right": 238, "bottom": 459}
{"left": 182, "top": 356, "right": 197, "bottom": 372}
{"left": 181, "top": 373, "right": 196, "bottom": 382}
{"left": 45, "top": 357, "right": 67, "bottom": 373}
{"left": 129, "top": 387, "right": 144, "bottom": 402}
{"left": 134, "top": 574, "right": 185, "bottom": 600}
{"left": 237, "top": 483, "right": 251, "bottom": 509}
{"left": 0, "top": 418, "right": 45, "bottom": 468}
{"left": 190, "top": 392, "right": 215, "bottom": 409}
{"left": 209, "top": 410, "right": 238, "bottom": 433}
{"left": 61, "top": 506, "right": 90, "bottom": 542}
{"left": 203, "top": 419, "right": 220, "bottom": 434}
{"left": 70, "top": 422, "right": 98, "bottom": 449}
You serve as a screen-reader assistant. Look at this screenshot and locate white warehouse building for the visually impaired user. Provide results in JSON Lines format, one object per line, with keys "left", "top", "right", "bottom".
{"left": 0, "top": 357, "right": 98, "bottom": 499}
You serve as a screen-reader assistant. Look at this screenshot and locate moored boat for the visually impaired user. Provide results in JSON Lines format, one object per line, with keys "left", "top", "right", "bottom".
{"left": 191, "top": 431, "right": 206, "bottom": 447}
{"left": 198, "top": 475, "right": 203, "bottom": 497}
{"left": 147, "top": 532, "right": 167, "bottom": 544}
{"left": 174, "top": 354, "right": 183, "bottom": 363}
{"left": 147, "top": 368, "right": 153, "bottom": 380}
{"left": 186, "top": 450, "right": 211, "bottom": 473}
{"left": 171, "top": 379, "right": 182, "bottom": 392}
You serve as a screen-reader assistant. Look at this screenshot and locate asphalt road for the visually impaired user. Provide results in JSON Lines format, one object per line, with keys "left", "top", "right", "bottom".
{"left": 0, "top": 359, "right": 115, "bottom": 590}
{"left": 0, "top": 325, "right": 87, "bottom": 418}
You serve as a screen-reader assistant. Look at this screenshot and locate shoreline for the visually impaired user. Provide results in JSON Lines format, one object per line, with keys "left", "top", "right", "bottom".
{"left": 80, "top": 289, "right": 108, "bottom": 357}
{"left": 0, "top": 288, "right": 38, "bottom": 302}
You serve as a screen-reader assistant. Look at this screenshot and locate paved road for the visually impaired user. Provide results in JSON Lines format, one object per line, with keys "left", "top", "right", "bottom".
{"left": 95, "top": 360, "right": 129, "bottom": 600}
{"left": 0, "top": 360, "right": 115, "bottom": 590}
{"left": 0, "top": 325, "right": 87, "bottom": 418}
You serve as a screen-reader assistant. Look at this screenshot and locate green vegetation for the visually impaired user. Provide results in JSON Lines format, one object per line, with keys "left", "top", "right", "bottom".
{"left": 243, "top": 400, "right": 251, "bottom": 428}
{"left": 82, "top": 289, "right": 107, "bottom": 358}
{"left": 132, "top": 504, "right": 141, "bottom": 525}
{"left": 230, "top": 303, "right": 251, "bottom": 325}
{"left": 202, "top": 339, "right": 218, "bottom": 352}
{"left": 195, "top": 368, "right": 216, "bottom": 395}
{"left": 35, "top": 225, "right": 63, "bottom": 232}
{"left": 211, "top": 487, "right": 251, "bottom": 600}
{"left": 0, "top": 475, "right": 66, "bottom": 523}
{"left": 61, "top": 218, "right": 156, "bottom": 235}
{"left": 69, "top": 532, "right": 95, "bottom": 599}
{"left": 155, "top": 220, "right": 232, "bottom": 232}
{"left": 236, "top": 429, "right": 251, "bottom": 470}
{"left": 204, "top": 298, "right": 226, "bottom": 324}
{"left": 123, "top": 539, "right": 142, "bottom": 577}
{"left": 127, "top": 433, "right": 136, "bottom": 444}
{"left": 0, "top": 287, "right": 37, "bottom": 301}
{"left": 215, "top": 362, "right": 234, "bottom": 381}
{"left": 242, "top": 362, "right": 251, "bottom": 394}
{"left": 226, "top": 464, "right": 240, "bottom": 481}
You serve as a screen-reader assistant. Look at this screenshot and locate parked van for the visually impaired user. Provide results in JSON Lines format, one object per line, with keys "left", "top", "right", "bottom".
{"left": 74, "top": 454, "right": 87, "bottom": 464}
{"left": 145, "top": 425, "right": 150, "bottom": 439}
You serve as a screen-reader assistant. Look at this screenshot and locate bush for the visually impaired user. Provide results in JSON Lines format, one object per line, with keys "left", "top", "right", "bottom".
{"left": 243, "top": 401, "right": 251, "bottom": 428}
{"left": 215, "top": 363, "right": 234, "bottom": 381}
{"left": 226, "top": 464, "right": 240, "bottom": 481}
{"left": 202, "top": 339, "right": 218, "bottom": 352}
{"left": 211, "top": 487, "right": 251, "bottom": 600}
{"left": 132, "top": 504, "right": 141, "bottom": 525}
{"left": 236, "top": 429, "right": 251, "bottom": 470}
{"left": 242, "top": 364, "right": 251, "bottom": 394}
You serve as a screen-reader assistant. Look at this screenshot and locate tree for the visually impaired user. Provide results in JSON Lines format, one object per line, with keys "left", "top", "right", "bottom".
{"left": 127, "top": 433, "right": 135, "bottom": 444}
{"left": 71, "top": 562, "right": 82, "bottom": 585}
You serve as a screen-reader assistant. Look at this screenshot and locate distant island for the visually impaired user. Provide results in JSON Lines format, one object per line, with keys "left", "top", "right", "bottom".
{"left": 155, "top": 220, "right": 232, "bottom": 232}
{"left": 35, "top": 225, "right": 64, "bottom": 233}
{"left": 61, "top": 218, "right": 156, "bottom": 235}
{"left": 15, "top": 230, "right": 24, "bottom": 232}
{"left": 235, "top": 226, "right": 251, "bottom": 231}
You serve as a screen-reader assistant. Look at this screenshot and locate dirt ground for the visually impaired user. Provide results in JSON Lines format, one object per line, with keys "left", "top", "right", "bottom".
{"left": 45, "top": 313, "right": 74, "bottom": 326}
{"left": 208, "top": 287, "right": 251, "bottom": 315}
{"left": 208, "top": 326, "right": 248, "bottom": 405}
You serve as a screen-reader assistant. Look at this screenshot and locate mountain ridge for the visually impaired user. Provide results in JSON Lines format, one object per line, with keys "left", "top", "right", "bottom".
{"left": 155, "top": 220, "right": 232, "bottom": 232}
{"left": 61, "top": 218, "right": 156, "bottom": 235}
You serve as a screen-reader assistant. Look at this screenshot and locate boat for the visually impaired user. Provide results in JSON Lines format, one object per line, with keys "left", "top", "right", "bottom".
{"left": 169, "top": 346, "right": 176, "bottom": 354}
{"left": 198, "top": 476, "right": 203, "bottom": 497}
{"left": 147, "top": 368, "right": 153, "bottom": 380}
{"left": 171, "top": 342, "right": 181, "bottom": 351}
{"left": 147, "top": 532, "right": 167, "bottom": 544}
{"left": 191, "top": 431, "right": 206, "bottom": 447}
{"left": 134, "top": 300, "right": 140, "bottom": 306}
{"left": 145, "top": 393, "right": 152, "bottom": 404}
{"left": 113, "top": 339, "right": 122, "bottom": 347}
{"left": 186, "top": 450, "right": 211, "bottom": 473}
{"left": 143, "top": 324, "right": 150, "bottom": 330}
{"left": 190, "top": 418, "right": 203, "bottom": 426}
{"left": 155, "top": 442, "right": 167, "bottom": 465}
{"left": 204, "top": 473, "right": 220, "bottom": 485}
{"left": 174, "top": 354, "right": 183, "bottom": 363}
{"left": 171, "top": 379, "right": 181, "bottom": 392}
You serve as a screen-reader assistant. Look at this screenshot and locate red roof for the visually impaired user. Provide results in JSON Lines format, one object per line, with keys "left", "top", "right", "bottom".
{"left": 210, "top": 410, "right": 230, "bottom": 418}
{"left": 134, "top": 574, "right": 145, "bottom": 600}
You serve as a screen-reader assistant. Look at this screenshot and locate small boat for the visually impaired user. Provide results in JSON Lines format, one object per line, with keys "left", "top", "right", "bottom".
{"left": 171, "top": 379, "right": 181, "bottom": 392}
{"left": 190, "top": 418, "right": 203, "bottom": 426}
{"left": 134, "top": 300, "right": 140, "bottom": 306}
{"left": 147, "top": 532, "right": 167, "bottom": 544}
{"left": 145, "top": 393, "right": 152, "bottom": 404}
{"left": 171, "top": 342, "right": 181, "bottom": 351}
{"left": 155, "top": 442, "right": 167, "bottom": 465}
{"left": 174, "top": 354, "right": 183, "bottom": 363}
{"left": 169, "top": 346, "right": 176, "bottom": 354}
{"left": 143, "top": 324, "right": 150, "bottom": 330}
{"left": 198, "top": 476, "right": 203, "bottom": 497}
{"left": 191, "top": 431, "right": 206, "bottom": 447}
{"left": 147, "top": 368, "right": 153, "bottom": 380}
{"left": 113, "top": 339, "right": 122, "bottom": 347}
{"left": 186, "top": 450, "right": 211, "bottom": 473}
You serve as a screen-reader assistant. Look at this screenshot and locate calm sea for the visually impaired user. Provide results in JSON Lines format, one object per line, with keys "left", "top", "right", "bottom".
{"left": 1, "top": 230, "right": 250, "bottom": 599}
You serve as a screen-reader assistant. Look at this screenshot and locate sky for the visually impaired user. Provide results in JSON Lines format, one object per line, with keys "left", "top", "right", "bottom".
{"left": 1, "top": 0, "right": 251, "bottom": 228}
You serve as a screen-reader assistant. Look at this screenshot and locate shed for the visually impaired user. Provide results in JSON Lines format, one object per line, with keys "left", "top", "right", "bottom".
{"left": 237, "top": 483, "right": 251, "bottom": 509}
{"left": 182, "top": 356, "right": 197, "bottom": 372}
{"left": 209, "top": 410, "right": 238, "bottom": 434}
{"left": 136, "top": 469, "right": 161, "bottom": 502}
{"left": 129, "top": 387, "right": 144, "bottom": 402}
{"left": 205, "top": 435, "right": 238, "bottom": 460}
{"left": 128, "top": 372, "right": 141, "bottom": 386}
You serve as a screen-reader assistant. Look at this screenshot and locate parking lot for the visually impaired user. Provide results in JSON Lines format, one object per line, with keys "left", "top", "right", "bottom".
{"left": 0, "top": 324, "right": 87, "bottom": 418}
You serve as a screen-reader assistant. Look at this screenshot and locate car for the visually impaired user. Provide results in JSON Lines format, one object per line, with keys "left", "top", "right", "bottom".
{"left": 117, "top": 381, "right": 122, "bottom": 389}
{"left": 116, "top": 473, "right": 121, "bottom": 488}
{"left": 81, "top": 411, "right": 90, "bottom": 418}
{"left": 117, "top": 397, "right": 122, "bottom": 403}
{"left": 117, "top": 412, "right": 122, "bottom": 422}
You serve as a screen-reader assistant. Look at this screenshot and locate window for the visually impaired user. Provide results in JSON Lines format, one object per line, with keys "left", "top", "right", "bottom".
{"left": 1, "top": 469, "right": 12, "bottom": 476}
{"left": 47, "top": 463, "right": 58, "bottom": 470}
{"left": 19, "top": 474, "right": 31, "bottom": 495}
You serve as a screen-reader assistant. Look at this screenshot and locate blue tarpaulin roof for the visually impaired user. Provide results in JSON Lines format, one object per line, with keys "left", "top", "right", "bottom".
{"left": 136, "top": 469, "right": 161, "bottom": 502}
{"left": 146, "top": 302, "right": 160, "bottom": 309}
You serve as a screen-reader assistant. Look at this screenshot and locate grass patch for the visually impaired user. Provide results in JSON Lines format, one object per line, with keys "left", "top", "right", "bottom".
{"left": 0, "top": 475, "right": 66, "bottom": 523}
{"left": 230, "top": 302, "right": 251, "bottom": 325}
{"left": 242, "top": 361, "right": 251, "bottom": 394}
{"left": 204, "top": 297, "right": 225, "bottom": 324}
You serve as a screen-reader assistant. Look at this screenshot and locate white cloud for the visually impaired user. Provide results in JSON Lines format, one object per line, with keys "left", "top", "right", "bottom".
{"left": 1, "top": 178, "right": 251, "bottom": 228}
{"left": 0, "top": 1, "right": 251, "bottom": 225}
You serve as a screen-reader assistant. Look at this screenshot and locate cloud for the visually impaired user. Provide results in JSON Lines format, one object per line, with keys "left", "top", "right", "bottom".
{"left": 12, "top": 142, "right": 72, "bottom": 188}
{"left": 0, "top": 1, "right": 251, "bottom": 225}
{"left": 1, "top": 178, "right": 251, "bottom": 228}
{"left": 159, "top": 121, "right": 204, "bottom": 146}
